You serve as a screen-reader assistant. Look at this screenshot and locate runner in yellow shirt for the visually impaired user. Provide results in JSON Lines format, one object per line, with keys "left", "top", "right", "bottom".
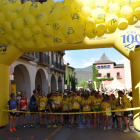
{"left": 101, "top": 97, "right": 107, "bottom": 127}
{"left": 70, "top": 91, "right": 81, "bottom": 128}
{"left": 68, "top": 92, "right": 73, "bottom": 125}
{"left": 38, "top": 91, "right": 47, "bottom": 128}
{"left": 82, "top": 94, "right": 93, "bottom": 127}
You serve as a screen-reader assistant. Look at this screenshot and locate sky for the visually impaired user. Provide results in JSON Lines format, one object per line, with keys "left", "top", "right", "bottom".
{"left": 63, "top": 48, "right": 124, "bottom": 68}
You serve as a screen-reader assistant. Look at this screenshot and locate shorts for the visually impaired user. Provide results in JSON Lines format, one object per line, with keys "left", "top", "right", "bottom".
{"left": 124, "top": 111, "right": 129, "bottom": 117}
{"left": 106, "top": 112, "right": 112, "bottom": 116}
{"left": 39, "top": 110, "right": 46, "bottom": 113}
{"left": 10, "top": 112, "right": 16, "bottom": 116}
{"left": 19, "top": 110, "right": 27, "bottom": 116}
{"left": 30, "top": 108, "right": 37, "bottom": 115}
{"left": 72, "top": 109, "right": 79, "bottom": 116}
{"left": 116, "top": 115, "right": 122, "bottom": 118}
{"left": 94, "top": 107, "right": 101, "bottom": 112}
{"left": 55, "top": 107, "right": 62, "bottom": 113}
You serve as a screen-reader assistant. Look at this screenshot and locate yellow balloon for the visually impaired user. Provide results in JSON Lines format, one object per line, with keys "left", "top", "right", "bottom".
{"left": 85, "top": 18, "right": 96, "bottom": 30}
{"left": 127, "top": 15, "right": 138, "bottom": 25}
{"left": 44, "top": 37, "right": 54, "bottom": 47}
{"left": 62, "top": 6, "right": 72, "bottom": 18}
{"left": 134, "top": 7, "right": 140, "bottom": 20}
{"left": 75, "top": 24, "right": 86, "bottom": 39}
{"left": 92, "top": 8, "right": 106, "bottom": 23}
{"left": 20, "top": 7, "right": 30, "bottom": 18}
{"left": 13, "top": 30, "right": 23, "bottom": 41}
{"left": 23, "top": 1, "right": 32, "bottom": 7}
{"left": 42, "top": 2, "right": 52, "bottom": 14}
{"left": 54, "top": 2, "right": 64, "bottom": 10}
{"left": 112, "top": 0, "right": 124, "bottom": 7}
{"left": 109, "top": 3, "right": 120, "bottom": 14}
{"left": 13, "top": 18, "right": 24, "bottom": 31}
{"left": 33, "top": 34, "right": 44, "bottom": 45}
{"left": 118, "top": 18, "right": 128, "bottom": 30}
{"left": 43, "top": 25, "right": 53, "bottom": 38}
{"left": 107, "top": 26, "right": 117, "bottom": 33}
{"left": 71, "top": 0, "right": 83, "bottom": 11}
{"left": 54, "top": 31, "right": 65, "bottom": 46}
{"left": 86, "top": 29, "right": 97, "bottom": 38}
{"left": 95, "top": 0, "right": 108, "bottom": 9}
{"left": 0, "top": 12, "right": 5, "bottom": 25}
{"left": 83, "top": 0, "right": 95, "bottom": 9}
{"left": 22, "top": 27, "right": 33, "bottom": 39}
{"left": 49, "top": 8, "right": 61, "bottom": 22}
{"left": 96, "top": 23, "right": 106, "bottom": 32}
{"left": 80, "top": 6, "right": 91, "bottom": 19}
{"left": 64, "top": 0, "right": 73, "bottom": 6}
{"left": 37, "top": 42, "right": 46, "bottom": 48}
{"left": 15, "top": 42, "right": 24, "bottom": 48}
{"left": 0, "top": 38, "right": 8, "bottom": 46}
{"left": 65, "top": 36, "right": 76, "bottom": 43}
{"left": 47, "top": 0, "right": 55, "bottom": 7}
{"left": 62, "top": 22, "right": 75, "bottom": 38}
{"left": 120, "top": 6, "right": 133, "bottom": 18}
{"left": 0, "top": 3, "right": 14, "bottom": 12}
{"left": 12, "top": 0, "right": 21, "bottom": 8}
{"left": 0, "top": 26, "right": 5, "bottom": 38}
{"left": 5, "top": 10, "right": 17, "bottom": 22}
{"left": 97, "top": 31, "right": 105, "bottom": 37}
{"left": 53, "top": 20, "right": 63, "bottom": 31}
{"left": 29, "top": 2, "right": 42, "bottom": 16}
{"left": 22, "top": 38, "right": 34, "bottom": 48}
{"left": 6, "top": 34, "right": 16, "bottom": 45}
{"left": 36, "top": 12, "right": 48, "bottom": 27}
{"left": 24, "top": 14, "right": 36, "bottom": 28}
{"left": 32, "top": 25, "right": 42, "bottom": 35}
{"left": 15, "top": 6, "right": 22, "bottom": 17}
{"left": 4, "top": 22, "right": 14, "bottom": 34}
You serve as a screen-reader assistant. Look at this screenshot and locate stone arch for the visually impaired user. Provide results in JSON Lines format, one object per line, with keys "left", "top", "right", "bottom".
{"left": 51, "top": 74, "right": 56, "bottom": 92}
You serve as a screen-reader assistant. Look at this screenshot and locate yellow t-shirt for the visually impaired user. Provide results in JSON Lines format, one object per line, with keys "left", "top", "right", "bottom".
{"left": 101, "top": 102, "right": 105, "bottom": 110}
{"left": 111, "top": 98, "right": 118, "bottom": 109}
{"left": 39, "top": 96, "right": 47, "bottom": 110}
{"left": 62, "top": 100, "right": 68, "bottom": 111}
{"left": 82, "top": 99, "right": 91, "bottom": 112}
{"left": 93, "top": 97, "right": 102, "bottom": 108}
{"left": 103, "top": 102, "right": 111, "bottom": 111}
{"left": 53, "top": 96, "right": 62, "bottom": 108}
{"left": 68, "top": 97, "right": 73, "bottom": 110}
{"left": 89, "top": 96, "right": 93, "bottom": 110}
{"left": 116, "top": 106, "right": 123, "bottom": 116}
{"left": 72, "top": 96, "right": 81, "bottom": 109}
{"left": 122, "top": 95, "right": 132, "bottom": 108}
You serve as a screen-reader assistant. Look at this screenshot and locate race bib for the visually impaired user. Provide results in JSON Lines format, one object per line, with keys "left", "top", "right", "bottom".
{"left": 40, "top": 103, "right": 45, "bottom": 106}
{"left": 84, "top": 106, "right": 88, "bottom": 109}
{"left": 96, "top": 103, "right": 100, "bottom": 106}
{"left": 64, "top": 106, "right": 67, "bottom": 109}
{"left": 55, "top": 100, "right": 59, "bottom": 103}
{"left": 74, "top": 103, "right": 78, "bottom": 106}
{"left": 52, "top": 104, "right": 55, "bottom": 108}
{"left": 107, "top": 107, "right": 111, "bottom": 111}
{"left": 12, "top": 109, "right": 17, "bottom": 113}
{"left": 69, "top": 102, "right": 71, "bottom": 106}
{"left": 116, "top": 112, "right": 121, "bottom": 116}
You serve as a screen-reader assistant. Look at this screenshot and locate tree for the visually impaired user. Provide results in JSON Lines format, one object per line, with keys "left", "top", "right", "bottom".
{"left": 78, "top": 80, "right": 88, "bottom": 90}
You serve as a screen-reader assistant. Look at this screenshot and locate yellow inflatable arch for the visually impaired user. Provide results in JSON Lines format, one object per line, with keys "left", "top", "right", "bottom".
{"left": 0, "top": 0, "right": 140, "bottom": 131}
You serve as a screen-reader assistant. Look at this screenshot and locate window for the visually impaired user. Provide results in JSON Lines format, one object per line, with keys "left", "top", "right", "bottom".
{"left": 108, "top": 65, "right": 110, "bottom": 69}
{"left": 107, "top": 73, "right": 110, "bottom": 78}
{"left": 101, "top": 66, "right": 103, "bottom": 69}
{"left": 104, "top": 65, "right": 107, "bottom": 69}
{"left": 99, "top": 73, "right": 102, "bottom": 77}
{"left": 117, "top": 72, "right": 120, "bottom": 78}
{"left": 98, "top": 66, "right": 100, "bottom": 69}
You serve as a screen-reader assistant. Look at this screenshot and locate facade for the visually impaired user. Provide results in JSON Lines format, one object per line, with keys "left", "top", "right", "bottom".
{"left": 93, "top": 53, "right": 125, "bottom": 89}
{"left": 11, "top": 51, "right": 65, "bottom": 99}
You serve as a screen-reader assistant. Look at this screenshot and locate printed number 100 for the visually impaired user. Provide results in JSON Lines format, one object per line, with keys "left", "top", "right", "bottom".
{"left": 121, "top": 34, "right": 140, "bottom": 43}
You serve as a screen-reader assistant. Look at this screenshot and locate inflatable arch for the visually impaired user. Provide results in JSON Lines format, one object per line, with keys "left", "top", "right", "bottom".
{"left": 0, "top": 0, "right": 140, "bottom": 131}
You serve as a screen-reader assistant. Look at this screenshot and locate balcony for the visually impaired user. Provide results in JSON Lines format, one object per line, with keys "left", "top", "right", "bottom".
{"left": 51, "top": 61, "right": 65, "bottom": 72}
{"left": 57, "top": 51, "right": 65, "bottom": 55}
{"left": 19, "top": 53, "right": 35, "bottom": 61}
{"left": 37, "top": 52, "right": 50, "bottom": 67}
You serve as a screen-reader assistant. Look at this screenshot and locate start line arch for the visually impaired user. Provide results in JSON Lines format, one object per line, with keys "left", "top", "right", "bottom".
{"left": 0, "top": 26, "right": 140, "bottom": 130}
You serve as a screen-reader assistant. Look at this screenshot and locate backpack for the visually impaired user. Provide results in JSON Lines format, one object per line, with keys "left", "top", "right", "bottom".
{"left": 29, "top": 96, "right": 36, "bottom": 109}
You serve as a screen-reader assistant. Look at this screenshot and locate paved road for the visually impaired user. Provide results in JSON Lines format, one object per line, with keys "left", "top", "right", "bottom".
{"left": 0, "top": 117, "right": 140, "bottom": 140}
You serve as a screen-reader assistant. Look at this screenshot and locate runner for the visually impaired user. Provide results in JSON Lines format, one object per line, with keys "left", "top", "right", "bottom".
{"left": 118, "top": 90, "right": 132, "bottom": 132}
{"left": 92, "top": 92, "right": 102, "bottom": 128}
{"left": 113, "top": 101, "right": 123, "bottom": 131}
{"left": 38, "top": 91, "right": 47, "bottom": 128}
{"left": 29, "top": 89, "right": 38, "bottom": 128}
{"left": 7, "top": 93, "right": 17, "bottom": 132}
{"left": 70, "top": 91, "right": 81, "bottom": 129}
{"left": 82, "top": 94, "right": 93, "bottom": 127}
{"left": 48, "top": 92, "right": 56, "bottom": 128}
{"left": 53, "top": 91, "right": 63, "bottom": 126}
{"left": 17, "top": 92, "right": 29, "bottom": 129}
{"left": 103, "top": 96, "right": 112, "bottom": 130}
{"left": 68, "top": 92, "right": 73, "bottom": 125}
{"left": 36, "top": 92, "right": 40, "bottom": 125}
{"left": 101, "top": 97, "right": 106, "bottom": 127}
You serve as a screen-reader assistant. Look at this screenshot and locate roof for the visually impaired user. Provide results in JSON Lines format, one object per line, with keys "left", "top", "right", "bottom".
{"left": 114, "top": 64, "right": 124, "bottom": 68}
{"left": 94, "top": 53, "right": 114, "bottom": 64}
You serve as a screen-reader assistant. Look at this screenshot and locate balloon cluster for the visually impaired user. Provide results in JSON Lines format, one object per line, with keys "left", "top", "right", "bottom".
{"left": 0, "top": 0, "right": 140, "bottom": 48}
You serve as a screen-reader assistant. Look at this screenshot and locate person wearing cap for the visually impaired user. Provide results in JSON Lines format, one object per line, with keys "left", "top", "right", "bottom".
{"left": 38, "top": 91, "right": 47, "bottom": 128}
{"left": 7, "top": 93, "right": 17, "bottom": 132}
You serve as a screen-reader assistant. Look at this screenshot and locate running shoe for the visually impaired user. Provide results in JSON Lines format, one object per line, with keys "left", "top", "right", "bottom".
{"left": 107, "top": 127, "right": 111, "bottom": 130}
{"left": 124, "top": 129, "right": 130, "bottom": 132}
{"left": 9, "top": 128, "right": 13, "bottom": 132}
{"left": 97, "top": 125, "right": 100, "bottom": 128}
{"left": 92, "top": 125, "right": 96, "bottom": 128}
{"left": 23, "top": 125, "right": 27, "bottom": 128}
{"left": 44, "top": 124, "right": 46, "bottom": 128}
{"left": 48, "top": 125, "right": 50, "bottom": 129}
{"left": 40, "top": 124, "right": 43, "bottom": 128}
{"left": 75, "top": 123, "right": 80, "bottom": 127}
{"left": 53, "top": 124, "right": 57, "bottom": 128}
{"left": 85, "top": 124, "right": 88, "bottom": 127}
{"left": 103, "top": 127, "right": 106, "bottom": 130}
{"left": 12, "top": 128, "right": 17, "bottom": 131}
{"left": 30, "top": 124, "right": 34, "bottom": 128}
{"left": 112, "top": 124, "right": 115, "bottom": 128}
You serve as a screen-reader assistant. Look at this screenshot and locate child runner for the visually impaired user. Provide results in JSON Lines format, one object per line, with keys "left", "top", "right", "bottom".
{"left": 7, "top": 93, "right": 17, "bottom": 132}
{"left": 103, "top": 97, "right": 112, "bottom": 130}
{"left": 113, "top": 101, "right": 123, "bottom": 131}
{"left": 48, "top": 92, "right": 56, "bottom": 128}
{"left": 17, "top": 92, "right": 29, "bottom": 129}
{"left": 82, "top": 94, "right": 93, "bottom": 127}
{"left": 38, "top": 91, "right": 47, "bottom": 128}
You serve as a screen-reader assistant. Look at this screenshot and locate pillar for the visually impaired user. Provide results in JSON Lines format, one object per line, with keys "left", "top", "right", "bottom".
{"left": 131, "top": 55, "right": 140, "bottom": 131}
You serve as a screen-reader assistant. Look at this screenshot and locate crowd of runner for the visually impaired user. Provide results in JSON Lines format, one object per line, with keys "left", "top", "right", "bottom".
{"left": 7, "top": 89, "right": 133, "bottom": 133}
